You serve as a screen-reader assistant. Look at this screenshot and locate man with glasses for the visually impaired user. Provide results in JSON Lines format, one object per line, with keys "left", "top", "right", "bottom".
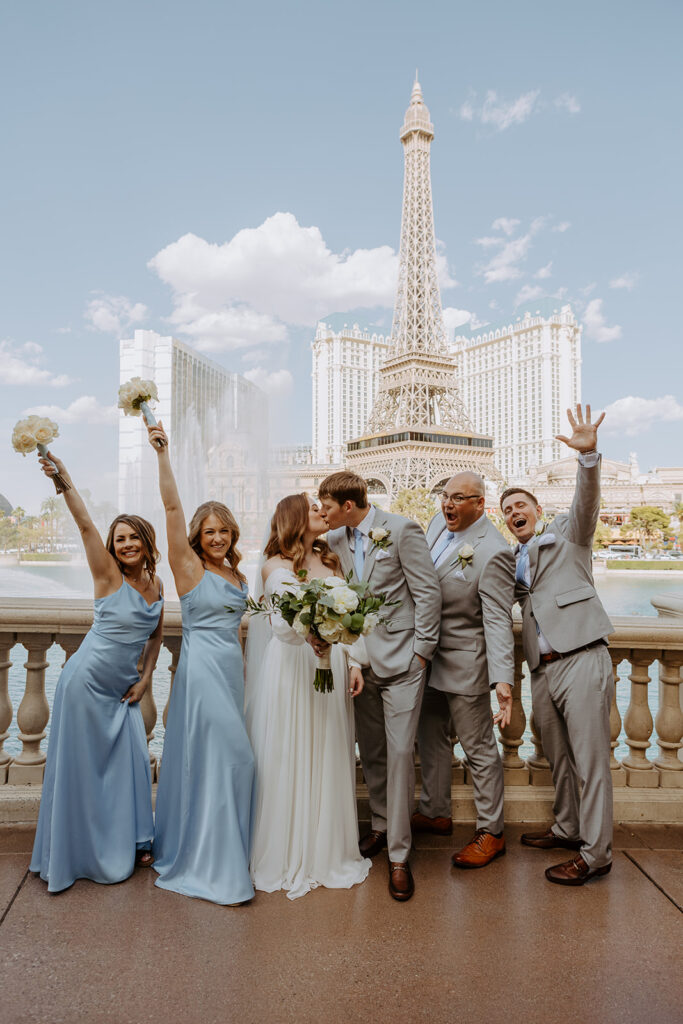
{"left": 413, "top": 472, "right": 516, "bottom": 869}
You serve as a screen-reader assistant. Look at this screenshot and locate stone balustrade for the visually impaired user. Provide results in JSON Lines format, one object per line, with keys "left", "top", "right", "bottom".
{"left": 1, "top": 598, "right": 682, "bottom": 819}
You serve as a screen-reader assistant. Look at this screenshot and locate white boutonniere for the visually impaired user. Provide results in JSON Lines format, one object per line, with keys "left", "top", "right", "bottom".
{"left": 534, "top": 520, "right": 547, "bottom": 537}
{"left": 369, "top": 527, "right": 392, "bottom": 551}
{"left": 455, "top": 542, "right": 474, "bottom": 570}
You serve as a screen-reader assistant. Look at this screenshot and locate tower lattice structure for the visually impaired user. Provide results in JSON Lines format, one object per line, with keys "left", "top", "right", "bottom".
{"left": 346, "top": 78, "right": 498, "bottom": 499}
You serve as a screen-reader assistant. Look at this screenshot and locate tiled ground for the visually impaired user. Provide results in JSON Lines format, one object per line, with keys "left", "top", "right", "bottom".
{"left": 1, "top": 823, "right": 681, "bottom": 1024}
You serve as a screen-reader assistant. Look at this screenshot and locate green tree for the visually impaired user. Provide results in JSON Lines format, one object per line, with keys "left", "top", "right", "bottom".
{"left": 629, "top": 506, "right": 670, "bottom": 544}
{"left": 488, "top": 512, "right": 515, "bottom": 546}
{"left": 593, "top": 519, "right": 612, "bottom": 550}
{"left": 390, "top": 488, "right": 438, "bottom": 531}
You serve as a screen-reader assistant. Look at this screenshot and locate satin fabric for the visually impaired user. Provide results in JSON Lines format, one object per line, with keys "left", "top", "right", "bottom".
{"left": 247, "top": 568, "right": 370, "bottom": 900}
{"left": 153, "top": 571, "right": 255, "bottom": 905}
{"left": 30, "top": 579, "right": 161, "bottom": 893}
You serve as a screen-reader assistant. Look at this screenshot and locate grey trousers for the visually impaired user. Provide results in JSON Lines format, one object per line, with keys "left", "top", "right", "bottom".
{"left": 416, "top": 685, "right": 505, "bottom": 834}
{"left": 531, "top": 644, "right": 614, "bottom": 869}
{"left": 354, "top": 659, "right": 426, "bottom": 863}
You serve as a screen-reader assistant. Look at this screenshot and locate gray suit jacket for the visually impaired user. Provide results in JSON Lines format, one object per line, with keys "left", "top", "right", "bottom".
{"left": 327, "top": 508, "right": 442, "bottom": 680}
{"left": 427, "top": 513, "right": 515, "bottom": 697}
{"left": 516, "top": 457, "right": 614, "bottom": 671}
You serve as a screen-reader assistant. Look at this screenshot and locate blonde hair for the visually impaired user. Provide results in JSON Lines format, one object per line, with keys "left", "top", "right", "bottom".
{"left": 264, "top": 493, "right": 340, "bottom": 577}
{"left": 106, "top": 514, "right": 159, "bottom": 583}
{"left": 188, "top": 501, "right": 246, "bottom": 583}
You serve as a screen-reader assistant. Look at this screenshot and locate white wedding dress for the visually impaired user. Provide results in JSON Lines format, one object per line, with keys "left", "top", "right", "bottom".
{"left": 246, "top": 568, "right": 371, "bottom": 900}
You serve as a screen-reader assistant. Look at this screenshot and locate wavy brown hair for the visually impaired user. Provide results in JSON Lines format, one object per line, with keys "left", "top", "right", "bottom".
{"left": 106, "top": 514, "right": 160, "bottom": 583}
{"left": 188, "top": 501, "right": 246, "bottom": 583}
{"left": 264, "top": 493, "right": 340, "bottom": 577}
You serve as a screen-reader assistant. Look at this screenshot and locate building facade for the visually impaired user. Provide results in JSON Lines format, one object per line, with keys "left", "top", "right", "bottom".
{"left": 119, "top": 330, "right": 270, "bottom": 548}
{"left": 311, "top": 318, "right": 388, "bottom": 466}
{"left": 452, "top": 302, "right": 582, "bottom": 485}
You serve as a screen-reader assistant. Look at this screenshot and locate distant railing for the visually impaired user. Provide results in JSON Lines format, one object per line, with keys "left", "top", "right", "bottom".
{"left": 1, "top": 599, "right": 682, "bottom": 797}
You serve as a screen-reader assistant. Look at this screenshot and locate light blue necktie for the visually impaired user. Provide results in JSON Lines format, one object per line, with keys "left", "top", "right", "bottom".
{"left": 353, "top": 528, "right": 365, "bottom": 580}
{"left": 431, "top": 529, "right": 455, "bottom": 566}
{"left": 516, "top": 543, "right": 530, "bottom": 587}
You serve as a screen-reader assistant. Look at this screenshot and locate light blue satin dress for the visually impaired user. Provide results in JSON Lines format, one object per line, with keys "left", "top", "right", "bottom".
{"left": 153, "top": 571, "right": 255, "bottom": 904}
{"left": 30, "top": 578, "right": 162, "bottom": 893}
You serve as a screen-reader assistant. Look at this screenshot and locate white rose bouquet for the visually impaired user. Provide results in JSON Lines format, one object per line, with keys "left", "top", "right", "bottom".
{"left": 11, "top": 416, "right": 70, "bottom": 493}
{"left": 118, "top": 377, "right": 166, "bottom": 448}
{"left": 241, "top": 574, "right": 396, "bottom": 693}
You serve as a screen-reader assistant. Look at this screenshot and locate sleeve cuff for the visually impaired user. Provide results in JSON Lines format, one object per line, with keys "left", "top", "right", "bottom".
{"left": 578, "top": 450, "right": 600, "bottom": 468}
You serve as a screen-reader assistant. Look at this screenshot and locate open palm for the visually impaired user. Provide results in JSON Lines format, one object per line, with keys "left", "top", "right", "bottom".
{"left": 556, "top": 404, "right": 605, "bottom": 453}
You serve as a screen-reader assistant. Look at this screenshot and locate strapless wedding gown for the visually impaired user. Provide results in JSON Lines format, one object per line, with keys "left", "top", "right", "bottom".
{"left": 246, "top": 568, "right": 371, "bottom": 900}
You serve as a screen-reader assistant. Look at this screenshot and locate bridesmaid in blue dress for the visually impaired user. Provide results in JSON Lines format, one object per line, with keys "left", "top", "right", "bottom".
{"left": 147, "top": 421, "right": 255, "bottom": 905}
{"left": 30, "top": 452, "right": 164, "bottom": 893}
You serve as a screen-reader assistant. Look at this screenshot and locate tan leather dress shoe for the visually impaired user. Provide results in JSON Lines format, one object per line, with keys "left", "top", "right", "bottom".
{"left": 521, "top": 827, "right": 582, "bottom": 851}
{"left": 389, "top": 861, "right": 414, "bottom": 901}
{"left": 545, "top": 854, "right": 612, "bottom": 886}
{"left": 411, "top": 812, "right": 453, "bottom": 836}
{"left": 451, "top": 829, "right": 506, "bottom": 869}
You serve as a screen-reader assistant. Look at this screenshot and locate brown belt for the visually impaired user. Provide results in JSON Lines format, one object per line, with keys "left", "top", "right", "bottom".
{"left": 539, "top": 639, "right": 608, "bottom": 665}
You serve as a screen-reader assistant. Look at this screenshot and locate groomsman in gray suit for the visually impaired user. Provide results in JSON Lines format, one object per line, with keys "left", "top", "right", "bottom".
{"left": 501, "top": 404, "right": 615, "bottom": 886}
{"left": 413, "top": 472, "right": 515, "bottom": 869}
{"left": 318, "top": 471, "right": 442, "bottom": 902}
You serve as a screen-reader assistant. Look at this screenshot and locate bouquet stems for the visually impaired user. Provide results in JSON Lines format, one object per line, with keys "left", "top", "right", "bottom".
{"left": 36, "top": 444, "right": 70, "bottom": 494}
{"left": 140, "top": 401, "right": 166, "bottom": 449}
{"left": 313, "top": 650, "right": 334, "bottom": 693}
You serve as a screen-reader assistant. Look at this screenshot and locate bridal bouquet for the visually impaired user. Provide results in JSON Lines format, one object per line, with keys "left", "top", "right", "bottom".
{"left": 243, "top": 574, "right": 394, "bottom": 692}
{"left": 118, "top": 377, "right": 166, "bottom": 448}
{"left": 11, "top": 416, "right": 70, "bottom": 493}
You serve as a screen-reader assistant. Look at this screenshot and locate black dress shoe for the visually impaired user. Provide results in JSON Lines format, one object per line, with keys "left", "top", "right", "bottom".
{"left": 359, "top": 830, "right": 387, "bottom": 858}
{"left": 520, "top": 827, "right": 582, "bottom": 851}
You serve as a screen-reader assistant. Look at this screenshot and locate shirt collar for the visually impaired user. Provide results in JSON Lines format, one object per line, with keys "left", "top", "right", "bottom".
{"left": 349, "top": 505, "right": 376, "bottom": 538}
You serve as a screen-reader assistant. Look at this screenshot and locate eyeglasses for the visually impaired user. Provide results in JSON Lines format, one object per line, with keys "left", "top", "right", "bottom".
{"left": 440, "top": 493, "right": 481, "bottom": 505}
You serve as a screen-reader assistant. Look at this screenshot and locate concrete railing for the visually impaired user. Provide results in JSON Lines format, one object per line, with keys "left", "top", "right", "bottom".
{"left": 1, "top": 598, "right": 682, "bottom": 820}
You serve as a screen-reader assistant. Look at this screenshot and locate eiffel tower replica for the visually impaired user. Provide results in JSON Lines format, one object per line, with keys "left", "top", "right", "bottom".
{"left": 346, "top": 77, "right": 498, "bottom": 499}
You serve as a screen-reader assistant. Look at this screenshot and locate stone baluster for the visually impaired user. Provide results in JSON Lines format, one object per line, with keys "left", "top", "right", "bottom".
{"left": 0, "top": 634, "right": 15, "bottom": 783}
{"left": 609, "top": 649, "right": 627, "bottom": 787}
{"left": 500, "top": 646, "right": 528, "bottom": 785}
{"left": 57, "top": 634, "right": 83, "bottom": 665}
{"left": 622, "top": 653, "right": 658, "bottom": 787}
{"left": 162, "top": 637, "right": 182, "bottom": 729}
{"left": 8, "top": 633, "right": 52, "bottom": 784}
{"left": 654, "top": 654, "right": 683, "bottom": 787}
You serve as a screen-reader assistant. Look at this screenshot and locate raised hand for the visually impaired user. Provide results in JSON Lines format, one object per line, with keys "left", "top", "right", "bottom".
{"left": 38, "top": 451, "right": 73, "bottom": 490}
{"left": 555, "top": 403, "right": 605, "bottom": 454}
{"left": 147, "top": 420, "right": 169, "bottom": 451}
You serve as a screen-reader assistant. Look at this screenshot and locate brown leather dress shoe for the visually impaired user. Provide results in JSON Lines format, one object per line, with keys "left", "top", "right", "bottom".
{"left": 451, "top": 829, "right": 506, "bottom": 869}
{"left": 359, "top": 830, "right": 387, "bottom": 858}
{"left": 411, "top": 812, "right": 453, "bottom": 836}
{"left": 545, "top": 854, "right": 612, "bottom": 886}
{"left": 389, "top": 861, "right": 414, "bottom": 901}
{"left": 521, "top": 827, "right": 582, "bottom": 851}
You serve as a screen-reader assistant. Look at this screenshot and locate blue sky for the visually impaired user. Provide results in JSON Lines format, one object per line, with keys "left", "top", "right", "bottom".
{"left": 1, "top": 0, "right": 681, "bottom": 512}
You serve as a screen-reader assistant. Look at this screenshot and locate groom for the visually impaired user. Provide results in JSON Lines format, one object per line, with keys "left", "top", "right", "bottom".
{"left": 318, "top": 471, "right": 442, "bottom": 902}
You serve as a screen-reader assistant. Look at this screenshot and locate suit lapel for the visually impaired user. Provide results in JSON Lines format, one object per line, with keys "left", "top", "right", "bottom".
{"left": 527, "top": 537, "right": 541, "bottom": 586}
{"left": 438, "top": 516, "right": 488, "bottom": 582}
{"left": 335, "top": 530, "right": 354, "bottom": 579}
{"left": 362, "top": 508, "right": 388, "bottom": 583}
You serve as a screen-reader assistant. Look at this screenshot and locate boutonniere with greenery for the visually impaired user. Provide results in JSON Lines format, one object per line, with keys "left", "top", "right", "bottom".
{"left": 455, "top": 542, "right": 474, "bottom": 569}
{"left": 534, "top": 519, "right": 547, "bottom": 537}
{"left": 369, "top": 527, "right": 392, "bottom": 551}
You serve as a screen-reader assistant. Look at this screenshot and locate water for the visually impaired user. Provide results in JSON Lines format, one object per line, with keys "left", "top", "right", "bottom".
{"left": 2, "top": 564, "right": 681, "bottom": 762}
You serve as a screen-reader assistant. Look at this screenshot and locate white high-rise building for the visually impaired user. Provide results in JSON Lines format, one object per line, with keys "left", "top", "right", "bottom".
{"left": 119, "top": 330, "right": 269, "bottom": 546}
{"left": 451, "top": 302, "right": 582, "bottom": 484}
{"left": 311, "top": 317, "right": 388, "bottom": 465}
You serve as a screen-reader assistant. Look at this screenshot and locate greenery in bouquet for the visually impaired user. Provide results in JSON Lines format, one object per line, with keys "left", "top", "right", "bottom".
{"left": 242, "top": 572, "right": 397, "bottom": 693}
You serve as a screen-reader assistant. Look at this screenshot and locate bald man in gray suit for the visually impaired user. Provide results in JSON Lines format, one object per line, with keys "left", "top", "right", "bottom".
{"left": 413, "top": 472, "right": 515, "bottom": 869}
{"left": 502, "top": 404, "right": 614, "bottom": 886}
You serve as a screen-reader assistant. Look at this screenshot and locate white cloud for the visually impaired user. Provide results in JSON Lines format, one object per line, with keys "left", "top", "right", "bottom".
{"left": 609, "top": 272, "right": 638, "bottom": 290}
{"left": 583, "top": 299, "right": 622, "bottom": 343}
{"left": 514, "top": 284, "right": 544, "bottom": 307}
{"left": 23, "top": 395, "right": 119, "bottom": 425}
{"left": 168, "top": 301, "right": 287, "bottom": 353}
{"left": 602, "top": 395, "right": 683, "bottom": 436}
{"left": 535, "top": 261, "right": 553, "bottom": 279}
{"left": 473, "top": 89, "right": 541, "bottom": 131}
{"left": 491, "top": 217, "right": 520, "bottom": 237}
{"left": 442, "top": 307, "right": 475, "bottom": 336}
{"left": 555, "top": 93, "right": 581, "bottom": 114}
{"left": 85, "top": 294, "right": 148, "bottom": 334}
{"left": 553, "top": 221, "right": 571, "bottom": 233}
{"left": 149, "top": 212, "right": 401, "bottom": 341}
{"left": 0, "top": 340, "right": 71, "bottom": 388}
{"left": 476, "top": 217, "right": 545, "bottom": 283}
{"left": 243, "top": 367, "right": 294, "bottom": 397}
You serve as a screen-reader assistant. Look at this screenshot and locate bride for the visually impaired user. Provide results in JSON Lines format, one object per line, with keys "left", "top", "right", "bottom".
{"left": 246, "top": 493, "right": 371, "bottom": 900}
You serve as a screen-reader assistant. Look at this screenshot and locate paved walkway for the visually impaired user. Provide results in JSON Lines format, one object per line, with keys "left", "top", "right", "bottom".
{"left": 1, "top": 823, "right": 681, "bottom": 1024}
